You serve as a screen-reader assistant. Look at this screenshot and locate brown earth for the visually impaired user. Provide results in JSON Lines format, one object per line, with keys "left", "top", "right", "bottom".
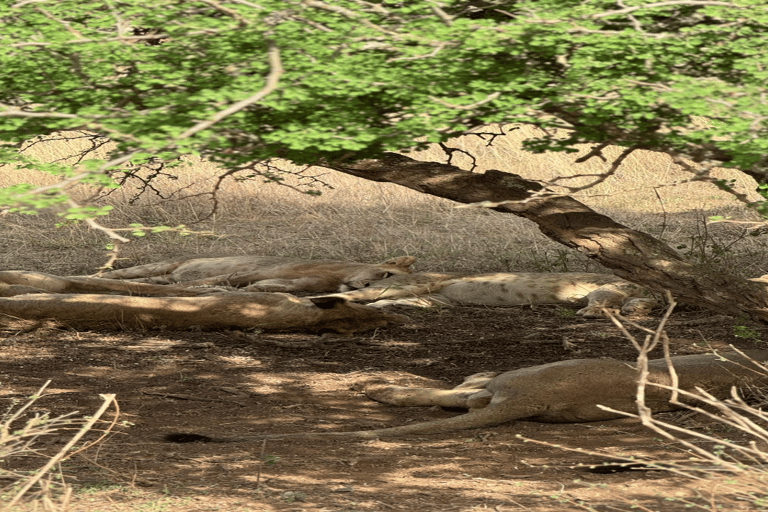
{"left": 2, "top": 303, "right": 767, "bottom": 511}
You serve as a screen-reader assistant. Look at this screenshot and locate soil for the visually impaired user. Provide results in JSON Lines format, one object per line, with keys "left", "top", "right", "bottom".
{"left": 2, "top": 303, "right": 767, "bottom": 511}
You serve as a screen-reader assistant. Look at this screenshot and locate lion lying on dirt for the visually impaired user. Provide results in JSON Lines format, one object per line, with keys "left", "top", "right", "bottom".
{"left": 93, "top": 255, "right": 417, "bottom": 292}
{"left": 165, "top": 350, "right": 768, "bottom": 442}
{"left": 0, "top": 270, "right": 214, "bottom": 297}
{"left": 324, "top": 271, "right": 657, "bottom": 317}
{"left": 0, "top": 292, "right": 409, "bottom": 334}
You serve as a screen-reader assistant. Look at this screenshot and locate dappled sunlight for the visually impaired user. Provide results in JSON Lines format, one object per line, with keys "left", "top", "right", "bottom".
{"left": 2, "top": 302, "right": 766, "bottom": 511}
{"left": 2, "top": 0, "right": 768, "bottom": 507}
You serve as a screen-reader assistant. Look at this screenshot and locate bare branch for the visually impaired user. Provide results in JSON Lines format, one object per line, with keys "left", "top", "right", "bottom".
{"left": 568, "top": 26, "right": 670, "bottom": 38}
{"left": 304, "top": 0, "right": 397, "bottom": 35}
{"left": 616, "top": 0, "right": 647, "bottom": 33}
{"left": 103, "top": 0, "right": 130, "bottom": 38}
{"left": 227, "top": 0, "right": 264, "bottom": 8}
{"left": 34, "top": 6, "right": 85, "bottom": 39}
{"left": 66, "top": 198, "right": 130, "bottom": 245}
{"left": 388, "top": 41, "right": 448, "bottom": 62}
{"left": 589, "top": 1, "right": 737, "bottom": 19}
{"left": 176, "top": 46, "right": 283, "bottom": 140}
{"left": 0, "top": 105, "right": 83, "bottom": 119}
{"left": 4, "top": 392, "right": 118, "bottom": 510}
{"left": 429, "top": 91, "right": 501, "bottom": 111}
{"left": 348, "top": 0, "right": 390, "bottom": 15}
{"left": 428, "top": 1, "right": 453, "bottom": 26}
{"left": 198, "top": 0, "right": 251, "bottom": 27}
{"left": 11, "top": 0, "right": 50, "bottom": 6}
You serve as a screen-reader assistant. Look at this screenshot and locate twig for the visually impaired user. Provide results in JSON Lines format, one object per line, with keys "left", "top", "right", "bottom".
{"left": 589, "top": 1, "right": 736, "bottom": 19}
{"left": 255, "top": 439, "right": 267, "bottom": 489}
{"left": 3, "top": 393, "right": 117, "bottom": 510}
{"left": 176, "top": 45, "right": 283, "bottom": 140}
{"left": 428, "top": 1, "right": 453, "bottom": 25}
{"left": 429, "top": 91, "right": 501, "bottom": 111}
{"left": 139, "top": 389, "right": 246, "bottom": 406}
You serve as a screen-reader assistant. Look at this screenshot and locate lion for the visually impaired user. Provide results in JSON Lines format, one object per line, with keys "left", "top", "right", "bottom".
{"left": 321, "top": 271, "right": 657, "bottom": 317}
{"left": 92, "top": 255, "right": 417, "bottom": 293}
{"left": 0, "top": 270, "right": 214, "bottom": 297}
{"left": 164, "top": 350, "right": 768, "bottom": 441}
{"left": 0, "top": 292, "right": 409, "bottom": 334}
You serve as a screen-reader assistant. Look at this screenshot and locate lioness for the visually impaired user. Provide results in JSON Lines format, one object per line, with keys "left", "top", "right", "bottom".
{"left": 93, "top": 255, "right": 417, "bottom": 292}
{"left": 0, "top": 270, "right": 214, "bottom": 297}
{"left": 165, "top": 350, "right": 768, "bottom": 441}
{"left": 0, "top": 292, "right": 409, "bottom": 334}
{"left": 323, "top": 271, "right": 656, "bottom": 317}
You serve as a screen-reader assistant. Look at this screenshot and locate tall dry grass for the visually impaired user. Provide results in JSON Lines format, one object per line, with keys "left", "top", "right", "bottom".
{"left": 0, "top": 383, "right": 117, "bottom": 512}
{"left": 1, "top": 126, "right": 765, "bottom": 277}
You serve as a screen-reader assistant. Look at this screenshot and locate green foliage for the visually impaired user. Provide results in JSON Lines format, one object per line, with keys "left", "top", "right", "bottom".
{"left": 0, "top": 0, "right": 767, "bottom": 218}
{"left": 59, "top": 205, "right": 113, "bottom": 221}
{"left": 263, "top": 455, "right": 280, "bottom": 465}
{"left": 734, "top": 317, "right": 762, "bottom": 340}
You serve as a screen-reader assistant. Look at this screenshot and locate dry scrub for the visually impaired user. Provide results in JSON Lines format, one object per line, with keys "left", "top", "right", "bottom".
{"left": 525, "top": 299, "right": 768, "bottom": 511}
{"left": 1, "top": 383, "right": 117, "bottom": 512}
{"left": 2, "top": 126, "right": 766, "bottom": 278}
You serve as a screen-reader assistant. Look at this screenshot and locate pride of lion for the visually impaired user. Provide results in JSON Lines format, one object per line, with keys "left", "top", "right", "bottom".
{"left": 3, "top": 252, "right": 768, "bottom": 440}
{"left": 2, "top": 254, "right": 767, "bottom": 333}
{"left": 0, "top": 254, "right": 669, "bottom": 332}
{"left": 0, "top": 256, "right": 418, "bottom": 334}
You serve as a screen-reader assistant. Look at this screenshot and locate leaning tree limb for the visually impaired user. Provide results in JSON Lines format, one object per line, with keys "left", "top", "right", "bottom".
{"left": 327, "top": 152, "right": 768, "bottom": 323}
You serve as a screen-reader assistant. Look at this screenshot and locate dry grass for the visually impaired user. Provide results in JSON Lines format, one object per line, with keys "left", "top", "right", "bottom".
{"left": 1, "top": 125, "right": 766, "bottom": 278}
{"left": 0, "top": 384, "right": 117, "bottom": 512}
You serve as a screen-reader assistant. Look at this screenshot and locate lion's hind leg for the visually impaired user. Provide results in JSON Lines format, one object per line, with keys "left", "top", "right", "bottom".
{"left": 359, "top": 372, "right": 498, "bottom": 409}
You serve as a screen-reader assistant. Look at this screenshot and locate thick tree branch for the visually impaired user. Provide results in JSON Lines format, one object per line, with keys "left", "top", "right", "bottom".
{"left": 327, "top": 152, "right": 768, "bottom": 323}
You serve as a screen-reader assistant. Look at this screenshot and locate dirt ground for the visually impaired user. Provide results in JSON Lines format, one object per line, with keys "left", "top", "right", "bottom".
{"left": 2, "top": 302, "right": 768, "bottom": 511}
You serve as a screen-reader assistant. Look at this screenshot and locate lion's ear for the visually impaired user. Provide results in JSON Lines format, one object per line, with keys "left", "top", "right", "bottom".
{"left": 309, "top": 296, "right": 347, "bottom": 309}
{"left": 384, "top": 256, "right": 416, "bottom": 268}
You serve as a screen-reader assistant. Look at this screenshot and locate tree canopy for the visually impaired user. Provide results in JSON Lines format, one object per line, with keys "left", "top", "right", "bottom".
{"left": 2, "top": 1, "right": 768, "bottom": 188}
{"left": 2, "top": 0, "right": 768, "bottom": 321}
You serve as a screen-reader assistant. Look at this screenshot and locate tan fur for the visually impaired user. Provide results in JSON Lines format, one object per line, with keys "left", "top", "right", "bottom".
{"left": 166, "top": 351, "right": 768, "bottom": 441}
{"left": 324, "top": 272, "right": 657, "bottom": 317}
{"left": 346, "top": 351, "right": 768, "bottom": 435}
{"left": 0, "top": 270, "right": 213, "bottom": 297}
{"left": 0, "top": 293, "right": 409, "bottom": 334}
{"left": 93, "top": 256, "right": 417, "bottom": 292}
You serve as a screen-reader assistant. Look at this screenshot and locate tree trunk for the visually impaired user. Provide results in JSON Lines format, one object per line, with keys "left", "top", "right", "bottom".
{"left": 327, "top": 152, "right": 768, "bottom": 324}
